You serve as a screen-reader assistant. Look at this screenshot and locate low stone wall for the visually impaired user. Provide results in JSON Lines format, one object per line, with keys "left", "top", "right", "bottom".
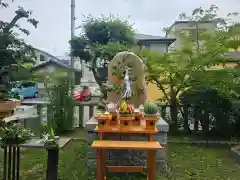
{"left": 85, "top": 118, "right": 169, "bottom": 170}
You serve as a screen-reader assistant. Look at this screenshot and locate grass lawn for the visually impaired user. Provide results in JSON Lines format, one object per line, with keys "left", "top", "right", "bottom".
{"left": 0, "top": 140, "right": 240, "bottom": 180}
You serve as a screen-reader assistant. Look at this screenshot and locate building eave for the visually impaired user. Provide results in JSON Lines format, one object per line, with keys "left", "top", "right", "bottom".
{"left": 137, "top": 38, "right": 176, "bottom": 45}
{"left": 31, "top": 60, "right": 81, "bottom": 72}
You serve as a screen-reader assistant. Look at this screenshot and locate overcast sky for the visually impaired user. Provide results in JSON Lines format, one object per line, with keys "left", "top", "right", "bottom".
{"left": 0, "top": 0, "right": 239, "bottom": 57}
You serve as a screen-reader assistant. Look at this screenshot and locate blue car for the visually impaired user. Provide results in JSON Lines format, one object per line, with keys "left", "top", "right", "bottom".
{"left": 10, "top": 81, "right": 38, "bottom": 99}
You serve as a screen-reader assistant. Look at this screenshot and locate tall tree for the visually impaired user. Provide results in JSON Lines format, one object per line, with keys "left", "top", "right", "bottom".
{"left": 0, "top": 0, "right": 38, "bottom": 99}
{"left": 70, "top": 15, "right": 136, "bottom": 87}
{"left": 140, "top": 5, "right": 239, "bottom": 133}
{"left": 0, "top": 1, "right": 38, "bottom": 69}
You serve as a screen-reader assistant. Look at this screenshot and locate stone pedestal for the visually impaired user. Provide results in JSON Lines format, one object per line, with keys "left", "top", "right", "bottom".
{"left": 85, "top": 117, "right": 169, "bottom": 170}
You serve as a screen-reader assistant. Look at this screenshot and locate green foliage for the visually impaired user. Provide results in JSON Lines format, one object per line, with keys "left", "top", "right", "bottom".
{"left": 34, "top": 70, "right": 74, "bottom": 135}
{"left": 0, "top": 123, "right": 34, "bottom": 144}
{"left": 107, "top": 84, "right": 122, "bottom": 94}
{"left": 144, "top": 102, "right": 159, "bottom": 115}
{"left": 0, "top": 1, "right": 38, "bottom": 100}
{"left": 180, "top": 88, "right": 237, "bottom": 138}
{"left": 70, "top": 15, "right": 136, "bottom": 86}
{"left": 139, "top": 5, "right": 240, "bottom": 133}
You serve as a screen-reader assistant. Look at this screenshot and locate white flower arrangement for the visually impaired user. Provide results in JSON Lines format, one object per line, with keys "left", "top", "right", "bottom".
{"left": 39, "top": 128, "right": 60, "bottom": 148}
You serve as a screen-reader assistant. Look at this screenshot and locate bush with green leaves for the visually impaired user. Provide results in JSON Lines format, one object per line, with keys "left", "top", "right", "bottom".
{"left": 180, "top": 88, "right": 239, "bottom": 139}
{"left": 0, "top": 123, "right": 34, "bottom": 144}
{"left": 35, "top": 71, "right": 75, "bottom": 135}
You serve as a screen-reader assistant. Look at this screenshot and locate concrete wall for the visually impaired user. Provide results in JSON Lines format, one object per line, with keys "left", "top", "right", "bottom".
{"left": 167, "top": 21, "right": 217, "bottom": 51}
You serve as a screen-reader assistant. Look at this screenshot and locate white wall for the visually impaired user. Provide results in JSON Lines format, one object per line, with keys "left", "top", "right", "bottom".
{"left": 146, "top": 43, "right": 167, "bottom": 52}
{"left": 167, "top": 21, "right": 217, "bottom": 51}
{"left": 34, "top": 51, "right": 60, "bottom": 64}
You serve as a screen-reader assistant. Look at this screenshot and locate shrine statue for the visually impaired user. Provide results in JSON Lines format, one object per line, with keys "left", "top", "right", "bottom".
{"left": 121, "top": 68, "right": 131, "bottom": 100}
{"left": 107, "top": 51, "right": 147, "bottom": 107}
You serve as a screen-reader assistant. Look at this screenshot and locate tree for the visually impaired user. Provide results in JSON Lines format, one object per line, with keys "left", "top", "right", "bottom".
{"left": 140, "top": 5, "right": 240, "bottom": 133}
{"left": 0, "top": 1, "right": 38, "bottom": 68}
{"left": 0, "top": 0, "right": 38, "bottom": 99}
{"left": 70, "top": 15, "right": 136, "bottom": 88}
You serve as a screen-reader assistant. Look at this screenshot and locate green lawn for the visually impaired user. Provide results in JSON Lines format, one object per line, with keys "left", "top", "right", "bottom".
{"left": 0, "top": 140, "right": 240, "bottom": 180}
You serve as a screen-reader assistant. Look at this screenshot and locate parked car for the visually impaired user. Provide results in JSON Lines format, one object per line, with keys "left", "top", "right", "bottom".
{"left": 10, "top": 81, "right": 38, "bottom": 99}
{"left": 73, "top": 85, "right": 92, "bottom": 102}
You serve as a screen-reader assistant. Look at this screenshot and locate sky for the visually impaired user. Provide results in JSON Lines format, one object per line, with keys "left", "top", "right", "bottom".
{"left": 0, "top": 0, "right": 239, "bottom": 57}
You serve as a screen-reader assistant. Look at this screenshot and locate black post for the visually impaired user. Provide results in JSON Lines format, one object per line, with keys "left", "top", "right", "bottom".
{"left": 12, "top": 147, "right": 16, "bottom": 180}
{"left": 2, "top": 146, "right": 21, "bottom": 180}
{"left": 8, "top": 146, "right": 12, "bottom": 180}
{"left": 16, "top": 147, "right": 20, "bottom": 180}
{"left": 46, "top": 148, "right": 59, "bottom": 180}
{"left": 3, "top": 147, "right": 7, "bottom": 180}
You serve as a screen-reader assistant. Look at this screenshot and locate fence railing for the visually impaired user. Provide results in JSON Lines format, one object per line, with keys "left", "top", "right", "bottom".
{"left": 20, "top": 100, "right": 172, "bottom": 128}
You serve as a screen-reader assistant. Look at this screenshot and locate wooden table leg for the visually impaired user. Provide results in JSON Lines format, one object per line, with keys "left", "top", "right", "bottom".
{"left": 148, "top": 135, "right": 154, "bottom": 141}
{"left": 96, "top": 149, "right": 102, "bottom": 180}
{"left": 147, "top": 150, "right": 156, "bottom": 180}
{"left": 101, "top": 150, "right": 107, "bottom": 179}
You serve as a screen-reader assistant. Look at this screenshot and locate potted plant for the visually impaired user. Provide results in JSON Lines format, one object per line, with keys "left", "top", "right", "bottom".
{"left": 40, "top": 128, "right": 60, "bottom": 148}
{"left": 143, "top": 102, "right": 160, "bottom": 129}
{"left": 0, "top": 123, "right": 34, "bottom": 145}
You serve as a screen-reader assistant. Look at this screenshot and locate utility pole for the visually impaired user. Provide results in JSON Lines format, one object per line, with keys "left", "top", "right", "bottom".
{"left": 70, "top": 0, "right": 75, "bottom": 91}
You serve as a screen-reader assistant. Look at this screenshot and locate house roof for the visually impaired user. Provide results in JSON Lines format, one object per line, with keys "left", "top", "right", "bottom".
{"left": 32, "top": 48, "right": 81, "bottom": 72}
{"left": 168, "top": 20, "right": 219, "bottom": 30}
{"left": 226, "top": 52, "right": 240, "bottom": 62}
{"left": 34, "top": 48, "right": 63, "bottom": 61}
{"left": 135, "top": 33, "right": 175, "bottom": 44}
{"left": 31, "top": 59, "right": 81, "bottom": 72}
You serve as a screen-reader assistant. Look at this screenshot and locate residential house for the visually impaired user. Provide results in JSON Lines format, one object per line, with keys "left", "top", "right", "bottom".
{"left": 166, "top": 20, "right": 240, "bottom": 68}
{"left": 31, "top": 48, "right": 82, "bottom": 89}
{"left": 135, "top": 33, "right": 176, "bottom": 101}
{"left": 166, "top": 20, "right": 218, "bottom": 51}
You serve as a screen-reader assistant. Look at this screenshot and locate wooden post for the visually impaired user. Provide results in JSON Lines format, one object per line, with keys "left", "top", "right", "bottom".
{"left": 147, "top": 150, "right": 156, "bottom": 180}
{"left": 100, "top": 150, "right": 106, "bottom": 180}
{"left": 96, "top": 149, "right": 102, "bottom": 180}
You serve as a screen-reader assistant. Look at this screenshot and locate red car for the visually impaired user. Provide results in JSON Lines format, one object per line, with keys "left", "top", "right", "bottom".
{"left": 73, "top": 85, "right": 92, "bottom": 102}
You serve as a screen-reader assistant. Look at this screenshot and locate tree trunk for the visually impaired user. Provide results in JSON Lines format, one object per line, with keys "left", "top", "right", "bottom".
{"left": 169, "top": 74, "right": 178, "bottom": 133}
{"left": 202, "top": 104, "right": 210, "bottom": 138}
{"left": 170, "top": 92, "right": 178, "bottom": 133}
{"left": 183, "top": 105, "right": 191, "bottom": 133}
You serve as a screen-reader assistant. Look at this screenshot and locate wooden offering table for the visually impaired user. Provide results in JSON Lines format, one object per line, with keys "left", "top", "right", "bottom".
{"left": 92, "top": 123, "right": 162, "bottom": 180}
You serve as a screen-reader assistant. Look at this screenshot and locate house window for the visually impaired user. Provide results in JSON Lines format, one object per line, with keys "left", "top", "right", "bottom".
{"left": 40, "top": 54, "right": 45, "bottom": 61}
{"left": 144, "top": 44, "right": 151, "bottom": 49}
